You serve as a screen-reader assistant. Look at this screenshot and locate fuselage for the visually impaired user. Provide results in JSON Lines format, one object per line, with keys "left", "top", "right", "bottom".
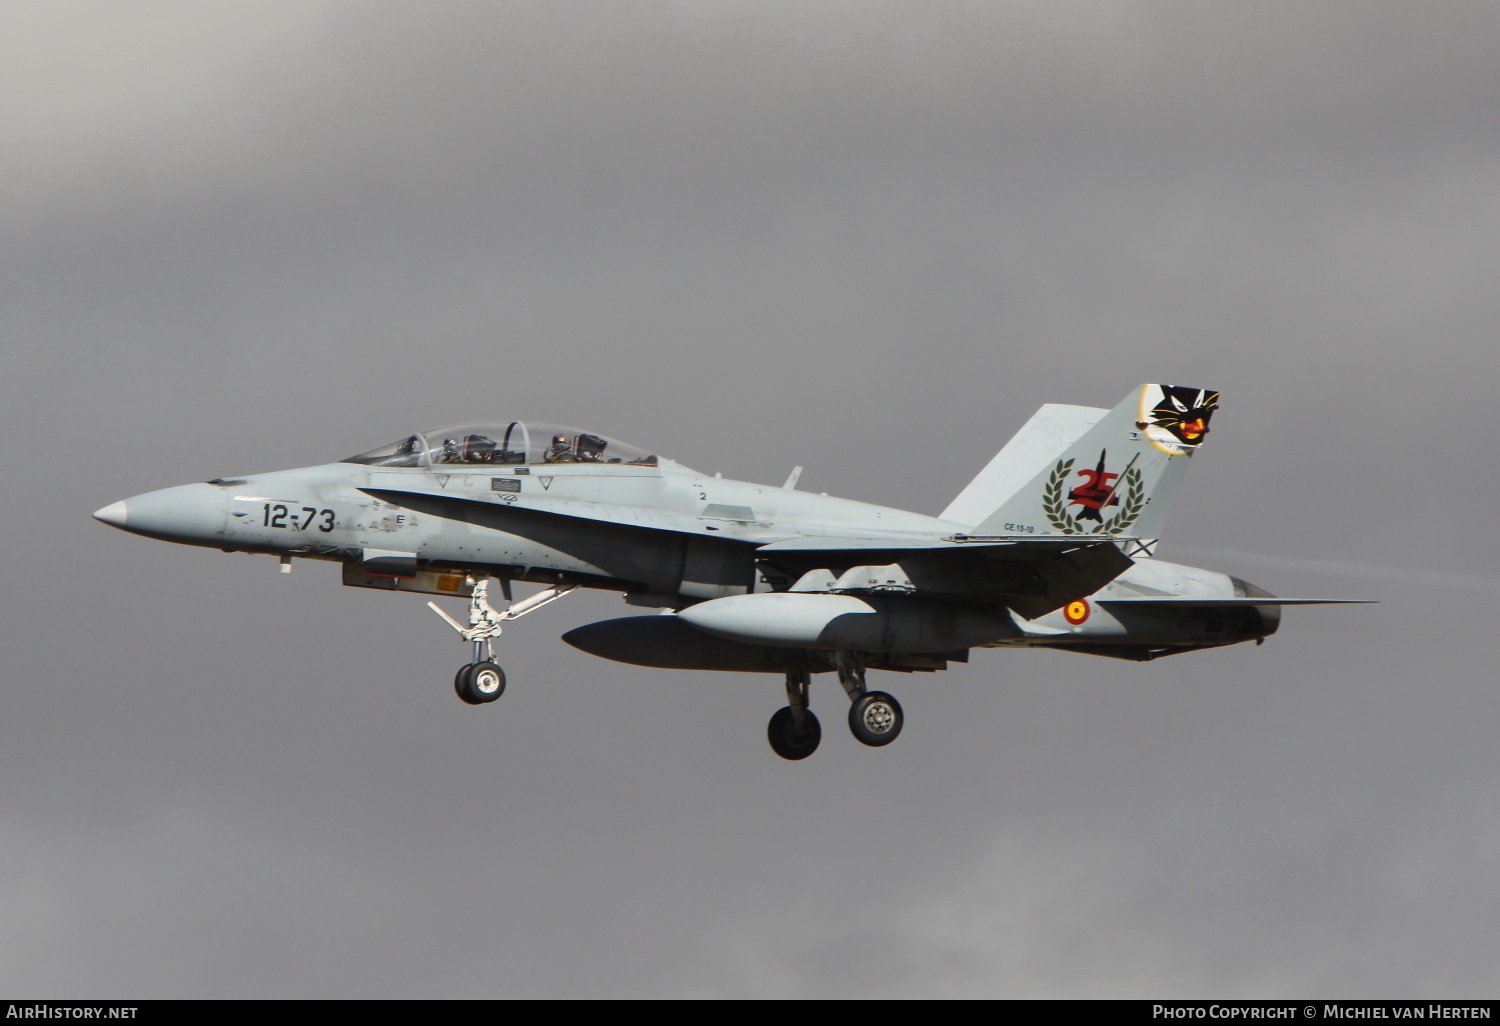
{"left": 96, "top": 455, "right": 1277, "bottom": 658}
{"left": 98, "top": 456, "right": 957, "bottom": 598}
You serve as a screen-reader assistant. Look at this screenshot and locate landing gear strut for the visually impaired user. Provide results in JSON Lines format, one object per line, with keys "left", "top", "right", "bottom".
{"left": 429, "top": 577, "right": 576, "bottom": 706}
{"left": 765, "top": 656, "right": 905, "bottom": 759}
{"left": 837, "top": 652, "right": 904, "bottom": 748}
{"left": 767, "top": 670, "right": 821, "bottom": 760}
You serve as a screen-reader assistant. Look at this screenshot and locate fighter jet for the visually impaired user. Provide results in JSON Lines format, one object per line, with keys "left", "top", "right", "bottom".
{"left": 93, "top": 384, "right": 1367, "bottom": 760}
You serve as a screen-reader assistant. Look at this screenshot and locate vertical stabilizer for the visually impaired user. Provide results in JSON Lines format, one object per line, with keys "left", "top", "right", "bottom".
{"left": 969, "top": 385, "right": 1219, "bottom": 541}
{"left": 941, "top": 403, "right": 1106, "bottom": 526}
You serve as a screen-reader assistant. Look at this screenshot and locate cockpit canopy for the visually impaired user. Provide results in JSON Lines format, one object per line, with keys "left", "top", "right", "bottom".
{"left": 343, "top": 422, "right": 662, "bottom": 469}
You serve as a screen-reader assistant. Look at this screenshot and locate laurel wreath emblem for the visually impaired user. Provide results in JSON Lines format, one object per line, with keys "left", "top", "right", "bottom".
{"left": 1043, "top": 459, "right": 1145, "bottom": 535}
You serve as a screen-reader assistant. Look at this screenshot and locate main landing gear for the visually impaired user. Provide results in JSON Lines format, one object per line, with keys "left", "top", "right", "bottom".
{"left": 428, "top": 577, "right": 577, "bottom": 707}
{"left": 765, "top": 654, "right": 904, "bottom": 760}
{"left": 768, "top": 671, "right": 821, "bottom": 760}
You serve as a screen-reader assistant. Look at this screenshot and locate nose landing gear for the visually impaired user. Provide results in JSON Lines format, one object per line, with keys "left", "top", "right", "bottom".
{"left": 454, "top": 660, "right": 507, "bottom": 705}
{"left": 429, "top": 577, "right": 576, "bottom": 707}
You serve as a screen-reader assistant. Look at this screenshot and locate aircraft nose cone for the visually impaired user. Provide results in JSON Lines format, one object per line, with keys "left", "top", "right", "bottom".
{"left": 94, "top": 483, "right": 225, "bottom": 545}
{"left": 92, "top": 500, "right": 128, "bottom": 527}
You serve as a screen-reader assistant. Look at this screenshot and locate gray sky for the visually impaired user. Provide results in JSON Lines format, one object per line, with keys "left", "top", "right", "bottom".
{"left": 4, "top": 0, "right": 1498, "bottom": 997}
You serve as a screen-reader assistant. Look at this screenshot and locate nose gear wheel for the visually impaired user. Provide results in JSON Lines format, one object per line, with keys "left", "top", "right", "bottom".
{"left": 455, "top": 661, "right": 506, "bottom": 705}
{"left": 429, "top": 578, "right": 576, "bottom": 706}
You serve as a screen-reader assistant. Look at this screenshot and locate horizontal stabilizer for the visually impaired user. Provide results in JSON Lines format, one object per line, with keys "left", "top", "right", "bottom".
{"left": 1098, "top": 598, "right": 1376, "bottom": 606}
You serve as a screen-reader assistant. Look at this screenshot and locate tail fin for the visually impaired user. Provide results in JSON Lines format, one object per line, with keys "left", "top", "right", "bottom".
{"left": 941, "top": 403, "right": 1107, "bottom": 525}
{"left": 967, "top": 385, "right": 1219, "bottom": 541}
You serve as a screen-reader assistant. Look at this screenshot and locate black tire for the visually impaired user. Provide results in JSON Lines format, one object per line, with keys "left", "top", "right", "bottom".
{"left": 767, "top": 706, "right": 821, "bottom": 761}
{"left": 454, "top": 664, "right": 482, "bottom": 705}
{"left": 848, "top": 691, "right": 903, "bottom": 747}
{"left": 455, "top": 661, "right": 505, "bottom": 705}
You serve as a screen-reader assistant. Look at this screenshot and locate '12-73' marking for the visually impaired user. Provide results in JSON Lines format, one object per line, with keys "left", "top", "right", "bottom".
{"left": 262, "top": 504, "right": 335, "bottom": 532}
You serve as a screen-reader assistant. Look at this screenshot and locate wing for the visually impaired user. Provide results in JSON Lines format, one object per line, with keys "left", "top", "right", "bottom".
{"left": 364, "top": 487, "right": 1139, "bottom": 619}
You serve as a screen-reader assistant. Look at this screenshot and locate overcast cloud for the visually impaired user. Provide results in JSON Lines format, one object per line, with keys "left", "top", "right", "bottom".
{"left": 3, "top": 1, "right": 1498, "bottom": 997}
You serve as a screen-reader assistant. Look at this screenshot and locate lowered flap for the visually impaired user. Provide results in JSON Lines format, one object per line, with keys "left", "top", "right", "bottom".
{"left": 760, "top": 536, "right": 1134, "bottom": 620}
{"left": 1007, "top": 542, "right": 1135, "bottom": 620}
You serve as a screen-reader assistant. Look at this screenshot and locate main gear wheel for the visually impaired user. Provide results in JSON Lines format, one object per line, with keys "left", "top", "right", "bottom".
{"left": 848, "top": 691, "right": 903, "bottom": 747}
{"left": 767, "top": 706, "right": 822, "bottom": 761}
